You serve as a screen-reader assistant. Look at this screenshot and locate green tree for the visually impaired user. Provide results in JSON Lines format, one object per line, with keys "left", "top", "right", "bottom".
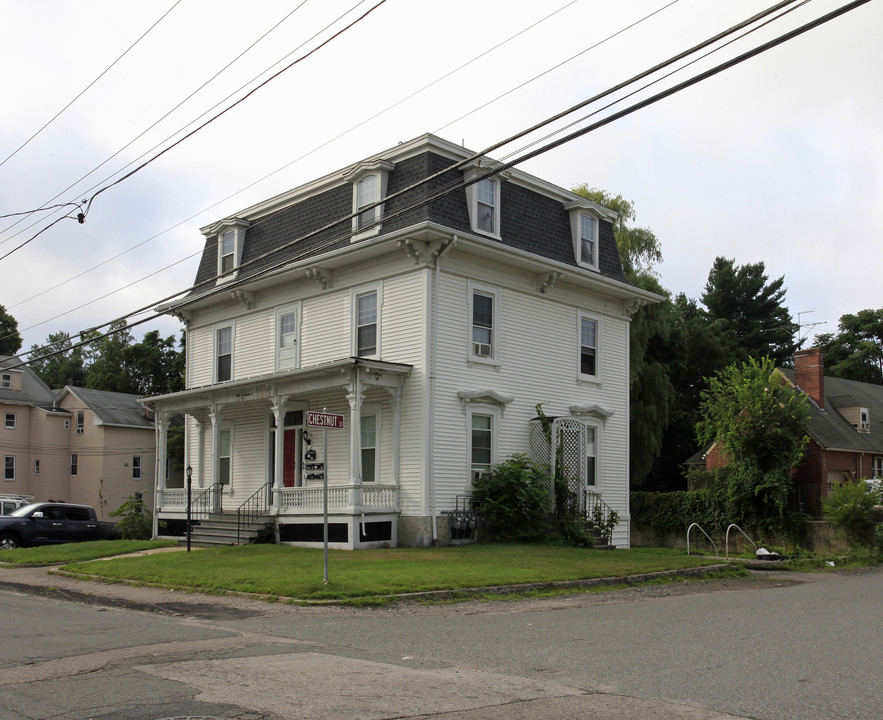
{"left": 701, "top": 257, "right": 798, "bottom": 366}
{"left": 815, "top": 308, "right": 882, "bottom": 385}
{"left": 0, "top": 304, "right": 22, "bottom": 356}
{"left": 696, "top": 356, "right": 810, "bottom": 527}
{"left": 126, "top": 330, "right": 185, "bottom": 396}
{"left": 571, "top": 186, "right": 672, "bottom": 486}
{"left": 28, "top": 331, "right": 87, "bottom": 388}
{"left": 85, "top": 321, "right": 136, "bottom": 393}
{"left": 823, "top": 480, "right": 879, "bottom": 547}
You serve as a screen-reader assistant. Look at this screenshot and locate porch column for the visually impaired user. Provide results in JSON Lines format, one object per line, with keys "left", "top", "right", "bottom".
{"left": 386, "top": 386, "right": 402, "bottom": 487}
{"left": 271, "top": 397, "right": 286, "bottom": 507}
{"left": 346, "top": 369, "right": 364, "bottom": 488}
{"left": 194, "top": 417, "right": 204, "bottom": 488}
{"left": 209, "top": 403, "right": 221, "bottom": 493}
{"left": 154, "top": 411, "right": 168, "bottom": 510}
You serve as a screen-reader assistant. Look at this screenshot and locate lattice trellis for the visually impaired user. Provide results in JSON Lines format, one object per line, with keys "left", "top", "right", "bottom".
{"left": 529, "top": 417, "right": 588, "bottom": 512}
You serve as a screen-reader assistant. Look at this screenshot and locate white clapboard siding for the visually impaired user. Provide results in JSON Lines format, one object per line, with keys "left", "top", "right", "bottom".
{"left": 300, "top": 292, "right": 350, "bottom": 366}
{"left": 187, "top": 324, "right": 214, "bottom": 388}
{"left": 233, "top": 308, "right": 274, "bottom": 379}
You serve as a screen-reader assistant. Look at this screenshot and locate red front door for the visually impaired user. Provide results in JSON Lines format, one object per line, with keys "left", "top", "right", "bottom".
{"left": 283, "top": 429, "right": 299, "bottom": 487}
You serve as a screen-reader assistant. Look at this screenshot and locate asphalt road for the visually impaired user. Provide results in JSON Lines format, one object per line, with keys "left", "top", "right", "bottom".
{"left": 0, "top": 567, "right": 880, "bottom": 720}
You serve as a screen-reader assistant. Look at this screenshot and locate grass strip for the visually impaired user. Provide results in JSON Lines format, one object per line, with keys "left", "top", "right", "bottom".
{"left": 0, "top": 540, "right": 178, "bottom": 567}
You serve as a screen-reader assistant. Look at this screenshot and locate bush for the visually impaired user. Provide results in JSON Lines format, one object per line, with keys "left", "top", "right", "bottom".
{"left": 473, "top": 454, "right": 553, "bottom": 543}
{"left": 109, "top": 495, "right": 153, "bottom": 540}
{"left": 823, "top": 480, "right": 879, "bottom": 547}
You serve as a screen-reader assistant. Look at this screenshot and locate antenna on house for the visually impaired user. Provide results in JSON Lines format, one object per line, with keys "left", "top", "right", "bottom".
{"left": 797, "top": 310, "right": 826, "bottom": 344}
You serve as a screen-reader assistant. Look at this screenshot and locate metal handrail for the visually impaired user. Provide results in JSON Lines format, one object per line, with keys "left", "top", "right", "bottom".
{"left": 191, "top": 483, "right": 222, "bottom": 521}
{"left": 237, "top": 482, "right": 271, "bottom": 544}
{"left": 585, "top": 490, "right": 619, "bottom": 542}
{"left": 687, "top": 522, "right": 719, "bottom": 557}
{"left": 725, "top": 523, "right": 758, "bottom": 559}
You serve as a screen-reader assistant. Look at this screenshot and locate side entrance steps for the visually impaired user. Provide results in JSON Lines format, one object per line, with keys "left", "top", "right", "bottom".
{"left": 181, "top": 512, "right": 270, "bottom": 547}
{"left": 584, "top": 519, "right": 615, "bottom": 550}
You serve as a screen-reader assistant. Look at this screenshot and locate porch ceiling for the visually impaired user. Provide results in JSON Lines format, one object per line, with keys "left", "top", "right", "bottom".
{"left": 141, "top": 357, "right": 412, "bottom": 416}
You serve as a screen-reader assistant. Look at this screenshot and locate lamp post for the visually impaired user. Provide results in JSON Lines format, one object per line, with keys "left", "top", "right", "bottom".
{"left": 186, "top": 465, "right": 192, "bottom": 552}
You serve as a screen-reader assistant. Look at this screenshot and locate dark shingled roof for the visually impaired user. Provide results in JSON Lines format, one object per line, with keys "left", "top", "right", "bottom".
{"left": 0, "top": 356, "right": 56, "bottom": 407}
{"left": 191, "top": 147, "right": 628, "bottom": 292}
{"left": 60, "top": 386, "right": 154, "bottom": 429}
{"left": 781, "top": 369, "right": 883, "bottom": 453}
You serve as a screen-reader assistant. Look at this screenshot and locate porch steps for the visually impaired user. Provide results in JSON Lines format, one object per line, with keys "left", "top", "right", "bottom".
{"left": 584, "top": 521, "right": 615, "bottom": 551}
{"left": 182, "top": 512, "right": 270, "bottom": 547}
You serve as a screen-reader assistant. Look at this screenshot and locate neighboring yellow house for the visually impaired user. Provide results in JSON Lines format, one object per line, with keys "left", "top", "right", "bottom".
{"left": 1, "top": 357, "right": 156, "bottom": 520}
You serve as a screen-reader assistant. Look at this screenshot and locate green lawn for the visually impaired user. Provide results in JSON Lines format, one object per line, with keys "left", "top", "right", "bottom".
{"left": 56, "top": 544, "right": 725, "bottom": 601}
{"left": 0, "top": 540, "right": 178, "bottom": 567}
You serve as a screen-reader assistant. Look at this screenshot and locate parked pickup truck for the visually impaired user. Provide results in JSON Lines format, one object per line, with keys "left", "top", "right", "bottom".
{"left": 0, "top": 503, "right": 117, "bottom": 549}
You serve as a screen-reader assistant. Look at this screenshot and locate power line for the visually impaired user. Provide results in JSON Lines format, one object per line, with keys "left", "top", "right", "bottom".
{"left": 4, "top": 0, "right": 869, "bottom": 373}
{"left": 0, "top": 1, "right": 183, "bottom": 172}
{"left": 2, "top": 0, "right": 591, "bottom": 319}
{"left": 0, "top": 1, "right": 388, "bottom": 263}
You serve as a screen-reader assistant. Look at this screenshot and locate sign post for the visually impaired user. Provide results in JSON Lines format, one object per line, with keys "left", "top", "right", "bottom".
{"left": 306, "top": 409, "right": 345, "bottom": 584}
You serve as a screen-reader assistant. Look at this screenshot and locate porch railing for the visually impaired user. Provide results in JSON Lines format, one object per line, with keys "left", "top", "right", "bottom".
{"left": 237, "top": 482, "right": 272, "bottom": 544}
{"left": 278, "top": 484, "right": 397, "bottom": 513}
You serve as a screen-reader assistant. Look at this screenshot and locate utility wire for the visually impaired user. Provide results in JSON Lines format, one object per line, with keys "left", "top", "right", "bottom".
{"left": 0, "top": 0, "right": 678, "bottom": 316}
{"left": 0, "top": 0, "right": 806, "bottom": 350}
{"left": 0, "top": 1, "right": 182, "bottom": 172}
{"left": 0, "top": 0, "right": 384, "bottom": 259}
{"left": 0, "top": 0, "right": 314, "bottom": 244}
{"left": 5, "top": 0, "right": 868, "bottom": 372}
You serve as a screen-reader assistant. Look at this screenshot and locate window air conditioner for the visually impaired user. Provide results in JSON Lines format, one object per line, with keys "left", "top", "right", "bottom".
{"left": 860, "top": 421, "right": 870, "bottom": 431}
{"left": 473, "top": 343, "right": 492, "bottom": 357}
{"left": 76, "top": 429, "right": 84, "bottom": 435}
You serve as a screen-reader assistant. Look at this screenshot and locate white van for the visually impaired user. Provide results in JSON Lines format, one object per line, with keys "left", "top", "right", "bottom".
{"left": 0, "top": 494, "right": 34, "bottom": 515}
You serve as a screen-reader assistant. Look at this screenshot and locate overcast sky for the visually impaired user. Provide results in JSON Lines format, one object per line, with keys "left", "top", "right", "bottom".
{"left": 2, "top": 0, "right": 880, "bottom": 357}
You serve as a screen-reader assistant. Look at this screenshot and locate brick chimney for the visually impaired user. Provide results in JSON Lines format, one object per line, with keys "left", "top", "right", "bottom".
{"left": 793, "top": 347, "right": 824, "bottom": 409}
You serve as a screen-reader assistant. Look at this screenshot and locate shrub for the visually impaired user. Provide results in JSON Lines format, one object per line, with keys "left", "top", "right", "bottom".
{"left": 109, "top": 495, "right": 153, "bottom": 540}
{"left": 473, "top": 454, "right": 553, "bottom": 543}
{"left": 823, "top": 480, "right": 879, "bottom": 547}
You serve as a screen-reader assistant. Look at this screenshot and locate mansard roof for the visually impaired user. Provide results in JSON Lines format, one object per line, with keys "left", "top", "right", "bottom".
{"left": 189, "top": 134, "right": 629, "bottom": 296}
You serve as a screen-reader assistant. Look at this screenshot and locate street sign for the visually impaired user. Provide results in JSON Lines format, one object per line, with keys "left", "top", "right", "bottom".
{"left": 306, "top": 411, "right": 345, "bottom": 430}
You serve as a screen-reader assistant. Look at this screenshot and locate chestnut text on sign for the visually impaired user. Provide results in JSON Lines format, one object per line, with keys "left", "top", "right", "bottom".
{"left": 306, "top": 412, "right": 345, "bottom": 429}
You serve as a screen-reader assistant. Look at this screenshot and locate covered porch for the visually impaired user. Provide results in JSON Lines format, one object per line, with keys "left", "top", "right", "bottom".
{"left": 144, "top": 357, "right": 412, "bottom": 549}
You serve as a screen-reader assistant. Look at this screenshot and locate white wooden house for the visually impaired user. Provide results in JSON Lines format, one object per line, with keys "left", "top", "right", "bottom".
{"left": 145, "top": 134, "right": 658, "bottom": 548}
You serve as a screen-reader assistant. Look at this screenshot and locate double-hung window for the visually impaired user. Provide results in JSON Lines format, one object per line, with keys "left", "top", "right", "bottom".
{"left": 276, "top": 304, "right": 300, "bottom": 371}
{"left": 360, "top": 414, "right": 377, "bottom": 483}
{"left": 219, "top": 428, "right": 232, "bottom": 486}
{"left": 579, "top": 315, "right": 598, "bottom": 379}
{"left": 586, "top": 426, "right": 597, "bottom": 487}
{"left": 216, "top": 324, "right": 233, "bottom": 382}
{"left": 579, "top": 214, "right": 597, "bottom": 267}
{"left": 873, "top": 456, "right": 883, "bottom": 479}
{"left": 1, "top": 373, "right": 10, "bottom": 389}
{"left": 70, "top": 453, "right": 78, "bottom": 477}
{"left": 355, "top": 289, "right": 378, "bottom": 357}
{"left": 219, "top": 230, "right": 235, "bottom": 275}
{"left": 470, "top": 414, "right": 493, "bottom": 478}
{"left": 356, "top": 175, "right": 377, "bottom": 230}
{"left": 476, "top": 178, "right": 497, "bottom": 234}
{"left": 76, "top": 410, "right": 85, "bottom": 434}
{"left": 469, "top": 283, "right": 500, "bottom": 362}
{"left": 208, "top": 219, "right": 248, "bottom": 280}
{"left": 132, "top": 456, "right": 142, "bottom": 480}
{"left": 4, "top": 413, "right": 15, "bottom": 429}
{"left": 34, "top": 459, "right": 40, "bottom": 476}
{"left": 3, "top": 456, "right": 14, "bottom": 481}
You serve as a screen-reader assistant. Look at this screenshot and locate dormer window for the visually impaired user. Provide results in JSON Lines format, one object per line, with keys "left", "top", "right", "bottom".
{"left": 1, "top": 373, "right": 10, "bottom": 389}
{"left": 344, "top": 160, "right": 394, "bottom": 240}
{"left": 201, "top": 218, "right": 250, "bottom": 282}
{"left": 859, "top": 407, "right": 870, "bottom": 432}
{"left": 463, "top": 159, "right": 505, "bottom": 239}
{"left": 566, "top": 199, "right": 616, "bottom": 272}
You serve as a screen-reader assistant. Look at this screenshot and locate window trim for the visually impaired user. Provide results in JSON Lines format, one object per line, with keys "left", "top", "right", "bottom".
{"left": 3, "top": 456, "right": 14, "bottom": 482}
{"left": 4, "top": 412, "right": 15, "bottom": 429}
{"left": 565, "top": 200, "right": 614, "bottom": 273}
{"left": 76, "top": 410, "right": 85, "bottom": 434}
{"left": 34, "top": 459, "right": 40, "bottom": 476}
{"left": 468, "top": 282, "right": 501, "bottom": 365}
{"left": 352, "top": 284, "right": 382, "bottom": 359}
{"left": 578, "top": 312, "right": 601, "bottom": 382}
{"left": 64, "top": 419, "right": 70, "bottom": 430}
{"left": 1, "top": 373, "right": 11, "bottom": 389}
{"left": 275, "top": 302, "right": 301, "bottom": 372}
{"left": 872, "top": 456, "right": 883, "bottom": 479}
{"left": 214, "top": 321, "right": 235, "bottom": 383}
{"left": 70, "top": 453, "right": 78, "bottom": 478}
{"left": 132, "top": 455, "right": 142, "bottom": 481}
{"left": 218, "top": 425, "right": 233, "bottom": 488}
